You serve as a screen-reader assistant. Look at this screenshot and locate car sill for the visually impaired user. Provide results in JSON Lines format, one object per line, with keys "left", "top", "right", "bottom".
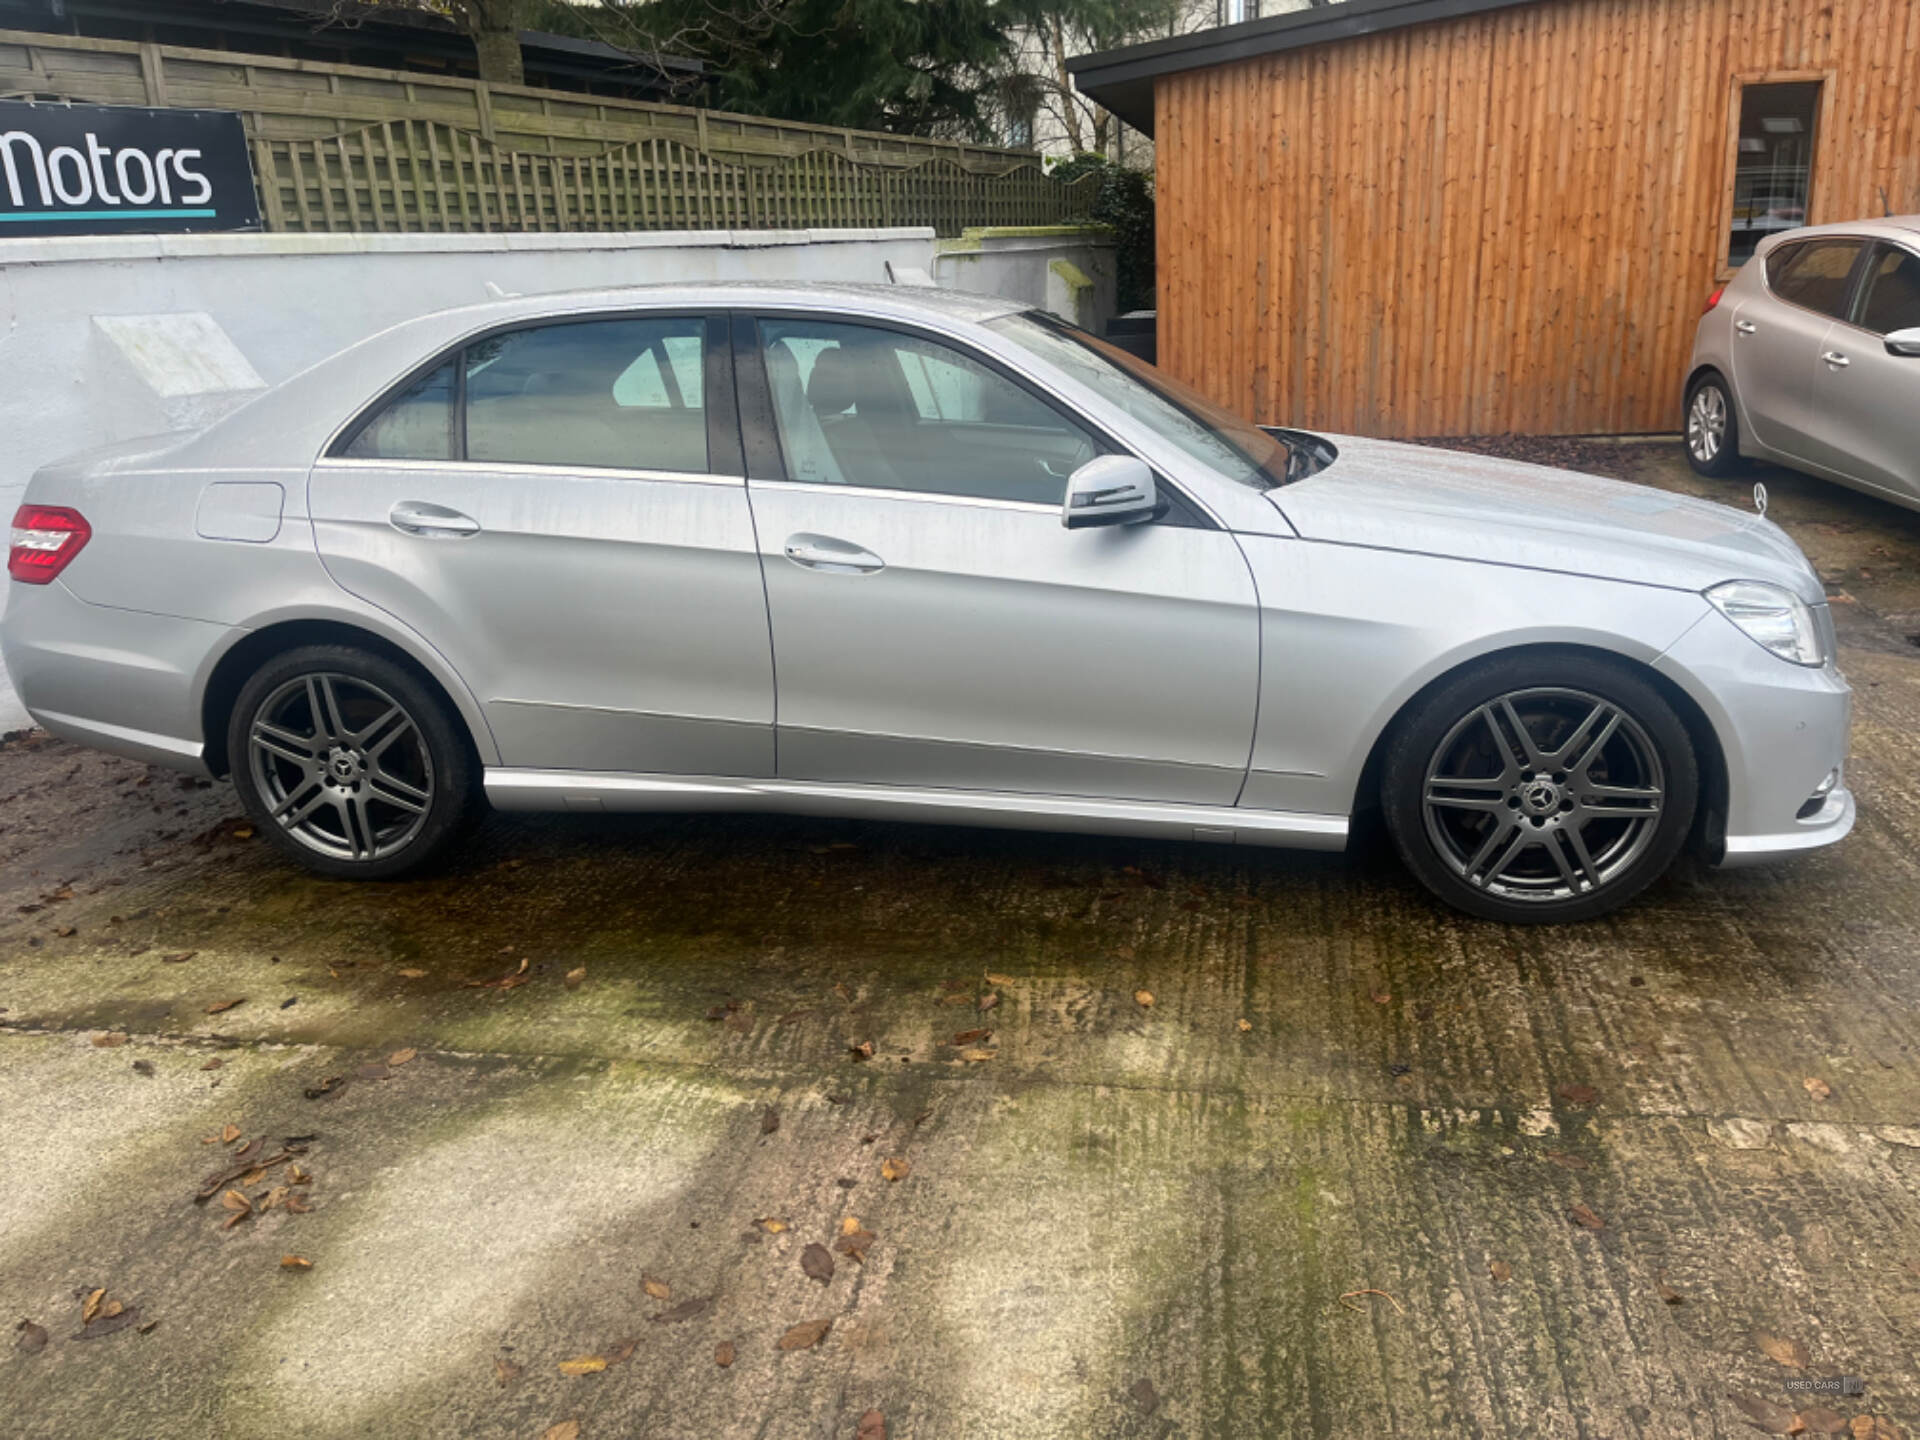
{"left": 483, "top": 769, "right": 1349, "bottom": 850}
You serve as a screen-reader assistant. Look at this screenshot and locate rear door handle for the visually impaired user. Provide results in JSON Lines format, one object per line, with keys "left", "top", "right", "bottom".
{"left": 783, "top": 533, "right": 884, "bottom": 574}
{"left": 1734, "top": 320, "right": 1757, "bottom": 335}
{"left": 390, "top": 501, "right": 481, "bottom": 537}
{"left": 1822, "top": 350, "right": 1850, "bottom": 368}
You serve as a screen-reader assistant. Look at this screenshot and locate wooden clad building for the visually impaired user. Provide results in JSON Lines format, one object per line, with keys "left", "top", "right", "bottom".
{"left": 1072, "top": 0, "right": 1920, "bottom": 437}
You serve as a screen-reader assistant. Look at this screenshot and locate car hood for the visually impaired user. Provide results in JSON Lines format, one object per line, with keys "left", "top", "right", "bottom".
{"left": 1266, "top": 435, "right": 1824, "bottom": 602}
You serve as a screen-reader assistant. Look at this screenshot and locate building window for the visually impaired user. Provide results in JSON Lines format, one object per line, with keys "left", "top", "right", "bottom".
{"left": 1728, "top": 80, "right": 1820, "bottom": 267}
{"left": 1007, "top": 112, "right": 1034, "bottom": 149}
{"left": 1218, "top": 0, "right": 1259, "bottom": 25}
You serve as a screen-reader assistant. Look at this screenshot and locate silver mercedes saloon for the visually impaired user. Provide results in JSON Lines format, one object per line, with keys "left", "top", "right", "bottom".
{"left": 2, "top": 282, "right": 1852, "bottom": 922}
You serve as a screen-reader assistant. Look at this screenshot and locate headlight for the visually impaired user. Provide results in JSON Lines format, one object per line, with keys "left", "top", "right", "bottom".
{"left": 1705, "top": 579, "right": 1825, "bottom": 666}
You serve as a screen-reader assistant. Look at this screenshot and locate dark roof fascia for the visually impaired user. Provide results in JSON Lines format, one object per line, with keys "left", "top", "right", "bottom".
{"left": 1069, "top": 0, "right": 1543, "bottom": 135}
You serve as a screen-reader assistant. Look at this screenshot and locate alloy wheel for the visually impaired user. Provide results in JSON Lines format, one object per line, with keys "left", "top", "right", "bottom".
{"left": 246, "top": 672, "right": 435, "bottom": 863}
{"left": 1421, "top": 687, "right": 1665, "bottom": 903}
{"left": 1687, "top": 384, "right": 1726, "bottom": 463}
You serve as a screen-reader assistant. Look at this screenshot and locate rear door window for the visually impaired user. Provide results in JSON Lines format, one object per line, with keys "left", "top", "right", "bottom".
{"left": 342, "top": 361, "right": 456, "bottom": 461}
{"left": 1767, "top": 239, "right": 1865, "bottom": 319}
{"left": 1853, "top": 244, "right": 1920, "bottom": 335}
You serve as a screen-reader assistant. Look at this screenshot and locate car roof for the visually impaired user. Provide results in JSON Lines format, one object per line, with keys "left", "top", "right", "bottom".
{"left": 1759, "top": 215, "right": 1920, "bottom": 250}
{"left": 414, "top": 279, "right": 1028, "bottom": 331}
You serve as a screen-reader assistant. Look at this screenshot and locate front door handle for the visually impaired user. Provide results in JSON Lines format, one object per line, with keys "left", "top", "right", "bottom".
{"left": 390, "top": 501, "right": 481, "bottom": 537}
{"left": 1734, "top": 319, "right": 1757, "bottom": 335}
{"left": 783, "top": 533, "right": 884, "bottom": 574}
{"left": 1821, "top": 350, "right": 1851, "bottom": 369}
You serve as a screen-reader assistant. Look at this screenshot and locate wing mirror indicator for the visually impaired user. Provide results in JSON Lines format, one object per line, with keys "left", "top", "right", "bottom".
{"left": 1061, "top": 455, "right": 1163, "bottom": 530}
{"left": 1882, "top": 327, "right": 1920, "bottom": 358}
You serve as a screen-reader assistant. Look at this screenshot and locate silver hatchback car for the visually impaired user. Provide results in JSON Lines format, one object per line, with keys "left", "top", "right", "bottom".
{"left": 1687, "top": 215, "right": 1920, "bottom": 510}
{"left": 4, "top": 283, "right": 1852, "bottom": 922}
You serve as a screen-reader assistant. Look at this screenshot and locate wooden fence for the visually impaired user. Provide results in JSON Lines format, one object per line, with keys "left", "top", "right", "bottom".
{"left": 257, "top": 121, "right": 1097, "bottom": 236}
{"left": 0, "top": 27, "right": 1097, "bottom": 236}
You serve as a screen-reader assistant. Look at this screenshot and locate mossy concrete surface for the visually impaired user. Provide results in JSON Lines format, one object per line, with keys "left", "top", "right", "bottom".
{"left": 3, "top": 445, "right": 1920, "bottom": 1438}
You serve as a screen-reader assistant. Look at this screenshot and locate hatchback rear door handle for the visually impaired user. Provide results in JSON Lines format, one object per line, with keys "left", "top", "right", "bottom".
{"left": 1821, "top": 350, "right": 1850, "bottom": 368}
{"left": 1734, "top": 320, "right": 1757, "bottom": 335}
{"left": 390, "top": 501, "right": 481, "bottom": 537}
{"left": 783, "top": 533, "right": 884, "bottom": 574}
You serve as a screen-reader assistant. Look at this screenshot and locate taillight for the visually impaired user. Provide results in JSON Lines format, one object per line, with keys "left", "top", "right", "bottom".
{"left": 8, "top": 505, "right": 92, "bottom": 584}
{"left": 1703, "top": 284, "right": 1726, "bottom": 314}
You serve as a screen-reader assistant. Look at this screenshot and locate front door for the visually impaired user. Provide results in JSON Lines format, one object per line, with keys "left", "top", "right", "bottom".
{"left": 1807, "top": 241, "right": 1920, "bottom": 503}
{"left": 310, "top": 312, "right": 776, "bottom": 776}
{"left": 739, "top": 313, "right": 1261, "bottom": 805}
{"left": 1733, "top": 237, "right": 1863, "bottom": 460}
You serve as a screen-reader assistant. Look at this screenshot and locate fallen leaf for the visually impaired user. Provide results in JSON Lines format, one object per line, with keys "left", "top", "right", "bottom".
{"left": 642, "top": 1275, "right": 671, "bottom": 1301}
{"left": 835, "top": 1230, "right": 877, "bottom": 1263}
{"left": 761, "top": 1107, "right": 780, "bottom": 1135}
{"left": 54, "top": 925, "right": 75, "bottom": 938}
{"left": 650, "top": 1297, "right": 712, "bottom": 1324}
{"left": 494, "top": 1358, "right": 524, "bottom": 1385}
{"left": 357, "top": 1062, "right": 391, "bottom": 1081}
{"left": 985, "top": 972, "right": 1016, "bottom": 986}
{"left": 1757, "top": 1331, "right": 1810, "bottom": 1368}
{"left": 201, "top": 1059, "right": 223, "bottom": 1071}
{"left": 1568, "top": 1203, "right": 1604, "bottom": 1230}
{"left": 303, "top": 1075, "right": 344, "bottom": 1099}
{"left": 388, "top": 1048, "right": 417, "bottom": 1067}
{"left": 979, "top": 992, "right": 1001, "bottom": 1012}
{"left": 1804, "top": 1077, "right": 1833, "bottom": 1101}
{"left": 222, "top": 1123, "right": 242, "bottom": 1143}
{"left": 1544, "top": 1150, "right": 1590, "bottom": 1171}
{"left": 1798, "top": 1411, "right": 1849, "bottom": 1436}
{"left": 1656, "top": 1271, "right": 1685, "bottom": 1305}
{"left": 161, "top": 951, "right": 197, "bottom": 964}
{"left": 564, "top": 967, "right": 587, "bottom": 989}
{"left": 82, "top": 1289, "right": 106, "bottom": 1325}
{"left": 287, "top": 1165, "right": 311, "bottom": 1185}
{"left": 609, "top": 1339, "right": 638, "bottom": 1363}
{"left": 755, "top": 1217, "right": 789, "bottom": 1234}
{"left": 1237, "top": 1019, "right": 1252, "bottom": 1032}
{"left": 233, "top": 825, "right": 255, "bottom": 840}
{"left": 856, "top": 1411, "right": 887, "bottom": 1440}
{"left": 539, "top": 1423, "right": 580, "bottom": 1440}
{"left": 91, "top": 1033, "right": 128, "bottom": 1048}
{"left": 840, "top": 1216, "right": 863, "bottom": 1236}
{"left": 1489, "top": 1260, "right": 1511, "bottom": 1284}
{"left": 15, "top": 1318, "right": 48, "bottom": 1354}
{"left": 777, "top": 1318, "right": 832, "bottom": 1351}
{"left": 1130, "top": 1378, "right": 1159, "bottom": 1413}
{"left": 958, "top": 1048, "right": 995, "bottom": 1063}
{"left": 132, "top": 1060, "right": 154, "bottom": 1076}
{"left": 1729, "top": 1392, "right": 1802, "bottom": 1434}
{"left": 205, "top": 998, "right": 245, "bottom": 1015}
{"left": 1134, "top": 990, "right": 1155, "bottom": 1008}
{"left": 801, "top": 1243, "right": 835, "bottom": 1283}
{"left": 950, "top": 1028, "right": 993, "bottom": 1046}
{"left": 558, "top": 1355, "right": 607, "bottom": 1376}
{"left": 881, "top": 1156, "right": 911, "bottom": 1182}
{"left": 137, "top": 1320, "right": 157, "bottom": 1335}
{"left": 1370, "top": 990, "right": 1390, "bottom": 1005}
{"left": 221, "top": 1188, "right": 251, "bottom": 1212}
{"left": 280, "top": 1256, "right": 312, "bottom": 1270}
{"left": 397, "top": 968, "right": 427, "bottom": 979}
{"left": 97, "top": 1300, "right": 123, "bottom": 1322}
{"left": 284, "top": 1193, "right": 312, "bottom": 1214}
{"left": 70, "top": 1304, "right": 141, "bottom": 1339}
{"left": 848, "top": 1041, "right": 875, "bottom": 1061}
{"left": 715, "top": 1341, "right": 735, "bottom": 1367}
{"left": 1557, "top": 1083, "right": 1599, "bottom": 1106}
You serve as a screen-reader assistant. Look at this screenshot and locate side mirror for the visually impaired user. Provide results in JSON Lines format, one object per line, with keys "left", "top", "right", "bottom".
{"left": 1061, "top": 455, "right": 1161, "bottom": 529}
{"left": 1884, "top": 327, "right": 1920, "bottom": 357}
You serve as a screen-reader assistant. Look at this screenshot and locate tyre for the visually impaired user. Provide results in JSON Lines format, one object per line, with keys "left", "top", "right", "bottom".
{"left": 1381, "top": 652, "right": 1697, "bottom": 924}
{"left": 1684, "top": 371, "right": 1743, "bottom": 477}
{"left": 227, "top": 644, "right": 474, "bottom": 879}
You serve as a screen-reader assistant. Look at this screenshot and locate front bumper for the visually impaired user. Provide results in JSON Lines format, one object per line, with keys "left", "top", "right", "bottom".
{"left": 1654, "top": 605, "right": 1853, "bottom": 868}
{"left": 0, "top": 579, "right": 226, "bottom": 774}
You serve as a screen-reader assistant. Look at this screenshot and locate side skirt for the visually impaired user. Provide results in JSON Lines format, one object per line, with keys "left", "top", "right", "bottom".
{"left": 483, "top": 769, "right": 1349, "bottom": 851}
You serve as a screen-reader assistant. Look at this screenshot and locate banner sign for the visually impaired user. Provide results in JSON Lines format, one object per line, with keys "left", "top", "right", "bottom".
{"left": 0, "top": 101, "right": 260, "bottom": 237}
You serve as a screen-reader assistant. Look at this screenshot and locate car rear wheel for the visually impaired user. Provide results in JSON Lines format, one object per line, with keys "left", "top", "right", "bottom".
{"left": 1382, "top": 653, "right": 1697, "bottom": 923}
{"left": 1684, "top": 371, "right": 1743, "bottom": 477}
{"left": 228, "top": 644, "right": 474, "bottom": 879}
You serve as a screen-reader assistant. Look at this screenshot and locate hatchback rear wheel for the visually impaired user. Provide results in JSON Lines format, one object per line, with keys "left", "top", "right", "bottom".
{"left": 228, "top": 645, "right": 473, "bottom": 879}
{"left": 1382, "top": 653, "right": 1697, "bottom": 923}
{"left": 1684, "top": 371, "right": 1743, "bottom": 477}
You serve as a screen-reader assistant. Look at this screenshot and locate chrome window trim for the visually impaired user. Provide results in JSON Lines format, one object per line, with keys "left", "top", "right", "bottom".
{"left": 312, "top": 456, "right": 746, "bottom": 486}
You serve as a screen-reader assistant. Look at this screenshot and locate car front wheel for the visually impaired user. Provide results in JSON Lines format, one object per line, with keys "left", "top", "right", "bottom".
{"left": 1382, "top": 654, "right": 1698, "bottom": 923}
{"left": 228, "top": 644, "right": 474, "bottom": 879}
{"left": 1684, "top": 371, "right": 1743, "bottom": 477}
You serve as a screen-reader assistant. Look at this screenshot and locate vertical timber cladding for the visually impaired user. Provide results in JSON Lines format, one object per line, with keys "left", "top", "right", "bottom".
{"left": 1154, "top": 0, "right": 1920, "bottom": 438}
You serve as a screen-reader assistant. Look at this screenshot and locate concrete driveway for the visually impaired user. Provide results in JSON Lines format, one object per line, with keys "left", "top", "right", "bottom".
{"left": 3, "top": 444, "right": 1919, "bottom": 1440}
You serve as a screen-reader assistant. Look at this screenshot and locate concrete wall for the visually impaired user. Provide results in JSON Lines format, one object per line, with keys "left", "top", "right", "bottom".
{"left": 934, "top": 227, "right": 1117, "bottom": 337}
{"left": 0, "top": 224, "right": 1112, "bottom": 730}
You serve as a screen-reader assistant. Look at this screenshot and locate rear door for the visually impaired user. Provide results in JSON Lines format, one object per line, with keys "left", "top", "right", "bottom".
{"left": 309, "top": 311, "right": 776, "bottom": 777}
{"left": 1732, "top": 237, "right": 1864, "bottom": 458}
{"left": 737, "top": 311, "right": 1261, "bottom": 805}
{"left": 1806, "top": 241, "right": 1920, "bottom": 502}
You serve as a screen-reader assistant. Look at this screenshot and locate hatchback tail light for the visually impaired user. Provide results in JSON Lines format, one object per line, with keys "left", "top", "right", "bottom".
{"left": 8, "top": 505, "right": 92, "bottom": 584}
{"left": 1702, "top": 284, "right": 1726, "bottom": 314}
